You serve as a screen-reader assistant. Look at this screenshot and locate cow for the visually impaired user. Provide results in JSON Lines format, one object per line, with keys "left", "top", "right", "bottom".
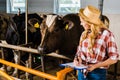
{"left": 38, "top": 13, "right": 84, "bottom": 61}
{"left": 0, "top": 13, "right": 19, "bottom": 67}
{"left": 12, "top": 12, "right": 46, "bottom": 77}
{"left": 12, "top": 12, "right": 43, "bottom": 69}
{"left": 0, "top": 13, "right": 43, "bottom": 77}
{"left": 12, "top": 13, "right": 43, "bottom": 47}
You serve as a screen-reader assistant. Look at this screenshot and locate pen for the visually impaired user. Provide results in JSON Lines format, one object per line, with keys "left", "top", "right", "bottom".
{"left": 75, "top": 54, "right": 79, "bottom": 61}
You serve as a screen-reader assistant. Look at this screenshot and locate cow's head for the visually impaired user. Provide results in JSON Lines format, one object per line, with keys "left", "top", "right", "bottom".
{"left": 38, "top": 14, "right": 81, "bottom": 54}
{"left": 101, "top": 15, "right": 109, "bottom": 28}
{"left": 38, "top": 15, "right": 64, "bottom": 54}
{"left": 0, "top": 15, "right": 8, "bottom": 39}
{"left": 0, "top": 14, "right": 20, "bottom": 45}
{"left": 13, "top": 13, "right": 43, "bottom": 45}
{"left": 13, "top": 13, "right": 43, "bottom": 33}
{"left": 28, "top": 18, "right": 41, "bottom": 33}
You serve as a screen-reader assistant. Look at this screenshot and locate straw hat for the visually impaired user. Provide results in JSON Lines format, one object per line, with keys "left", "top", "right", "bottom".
{"left": 79, "top": 5, "right": 101, "bottom": 25}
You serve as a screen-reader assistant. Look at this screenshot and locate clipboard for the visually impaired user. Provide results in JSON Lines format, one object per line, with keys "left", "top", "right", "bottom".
{"left": 60, "top": 62, "right": 88, "bottom": 70}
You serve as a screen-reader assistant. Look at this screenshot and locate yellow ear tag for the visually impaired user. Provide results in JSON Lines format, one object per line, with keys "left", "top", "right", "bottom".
{"left": 65, "top": 24, "right": 69, "bottom": 30}
{"left": 34, "top": 22, "right": 39, "bottom": 28}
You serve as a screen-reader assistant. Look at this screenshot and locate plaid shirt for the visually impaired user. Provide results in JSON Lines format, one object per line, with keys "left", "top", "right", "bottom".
{"left": 76, "top": 29, "right": 119, "bottom": 64}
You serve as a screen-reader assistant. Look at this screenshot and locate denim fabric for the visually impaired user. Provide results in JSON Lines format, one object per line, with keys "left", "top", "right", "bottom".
{"left": 78, "top": 68, "right": 107, "bottom": 80}
{"left": 78, "top": 70, "right": 86, "bottom": 80}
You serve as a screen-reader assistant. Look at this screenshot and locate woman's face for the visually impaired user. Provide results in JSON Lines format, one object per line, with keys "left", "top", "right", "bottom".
{"left": 80, "top": 17, "right": 90, "bottom": 30}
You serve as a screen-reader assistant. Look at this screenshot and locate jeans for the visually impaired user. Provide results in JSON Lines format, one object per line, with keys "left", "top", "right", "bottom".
{"left": 78, "top": 68, "right": 107, "bottom": 80}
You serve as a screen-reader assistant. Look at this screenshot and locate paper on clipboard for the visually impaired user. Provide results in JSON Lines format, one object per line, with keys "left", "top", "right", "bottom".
{"left": 60, "top": 62, "right": 88, "bottom": 70}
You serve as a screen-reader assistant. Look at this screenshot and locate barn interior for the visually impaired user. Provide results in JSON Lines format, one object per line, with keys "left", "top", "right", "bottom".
{"left": 0, "top": 0, "right": 120, "bottom": 80}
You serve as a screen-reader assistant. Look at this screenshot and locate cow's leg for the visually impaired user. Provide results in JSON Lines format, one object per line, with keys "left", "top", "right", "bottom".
{"left": 0, "top": 48, "right": 7, "bottom": 72}
{"left": 25, "top": 52, "right": 33, "bottom": 80}
{"left": 25, "top": 60, "right": 29, "bottom": 79}
{"left": 12, "top": 50, "right": 20, "bottom": 78}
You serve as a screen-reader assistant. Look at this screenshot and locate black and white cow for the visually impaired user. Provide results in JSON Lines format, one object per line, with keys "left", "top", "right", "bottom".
{"left": 0, "top": 13, "right": 19, "bottom": 66}
{"left": 12, "top": 13, "right": 43, "bottom": 65}
{"left": 10, "top": 13, "right": 43, "bottom": 76}
{"left": 0, "top": 13, "right": 43, "bottom": 76}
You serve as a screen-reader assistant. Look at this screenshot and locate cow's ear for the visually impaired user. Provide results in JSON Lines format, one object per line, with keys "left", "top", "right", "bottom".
{"left": 63, "top": 21, "right": 68, "bottom": 30}
{"left": 63, "top": 21, "right": 74, "bottom": 30}
{"left": 34, "top": 22, "right": 40, "bottom": 28}
{"left": 65, "top": 24, "right": 69, "bottom": 30}
{"left": 28, "top": 18, "right": 40, "bottom": 28}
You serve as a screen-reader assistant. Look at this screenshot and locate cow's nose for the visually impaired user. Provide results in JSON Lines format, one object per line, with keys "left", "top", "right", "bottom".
{"left": 38, "top": 45, "right": 48, "bottom": 54}
{"left": 37, "top": 46, "right": 44, "bottom": 54}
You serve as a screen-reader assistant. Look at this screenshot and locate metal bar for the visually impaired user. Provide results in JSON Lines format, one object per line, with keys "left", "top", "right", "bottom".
{"left": 0, "top": 43, "right": 38, "bottom": 54}
{"left": 0, "top": 70, "right": 14, "bottom": 80}
{"left": 0, "top": 43, "right": 71, "bottom": 60}
{"left": 0, "top": 59, "right": 57, "bottom": 80}
{"left": 57, "top": 67, "right": 73, "bottom": 80}
{"left": 0, "top": 59, "right": 75, "bottom": 80}
{"left": 1, "top": 48, "right": 7, "bottom": 72}
{"left": 98, "top": 0, "right": 104, "bottom": 19}
{"left": 25, "top": 0, "right": 28, "bottom": 44}
{"left": 29, "top": 53, "right": 33, "bottom": 80}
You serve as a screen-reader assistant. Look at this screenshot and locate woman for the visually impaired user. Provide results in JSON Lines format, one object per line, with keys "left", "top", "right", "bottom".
{"left": 73, "top": 5, "right": 119, "bottom": 80}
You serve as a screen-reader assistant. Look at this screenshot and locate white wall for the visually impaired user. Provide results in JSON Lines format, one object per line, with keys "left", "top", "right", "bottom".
{"left": 25, "top": 0, "right": 120, "bottom": 14}
{"left": 106, "top": 14, "right": 120, "bottom": 57}
{"left": 81, "top": 0, "right": 120, "bottom": 14}
{"left": 104, "top": 0, "right": 120, "bottom": 14}
{"left": 28, "top": 0, "right": 54, "bottom": 13}
{"left": 0, "top": 0, "right": 6, "bottom": 12}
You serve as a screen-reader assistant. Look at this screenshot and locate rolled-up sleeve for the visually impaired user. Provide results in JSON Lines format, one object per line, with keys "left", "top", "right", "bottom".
{"left": 106, "top": 32, "right": 119, "bottom": 60}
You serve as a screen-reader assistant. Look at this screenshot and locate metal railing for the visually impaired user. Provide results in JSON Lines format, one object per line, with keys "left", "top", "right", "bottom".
{"left": 0, "top": 43, "right": 72, "bottom": 80}
{"left": 0, "top": 59, "right": 73, "bottom": 80}
{"left": 0, "top": 69, "right": 14, "bottom": 80}
{"left": 0, "top": 43, "right": 71, "bottom": 59}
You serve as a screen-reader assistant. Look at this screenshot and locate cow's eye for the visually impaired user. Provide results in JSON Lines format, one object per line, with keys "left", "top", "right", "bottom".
{"left": 54, "top": 28, "right": 59, "bottom": 32}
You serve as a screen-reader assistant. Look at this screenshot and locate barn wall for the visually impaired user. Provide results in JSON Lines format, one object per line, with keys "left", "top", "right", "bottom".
{"left": 0, "top": 0, "right": 120, "bottom": 14}
{"left": 27, "top": 0, "right": 120, "bottom": 14}
{"left": 0, "top": 0, "right": 6, "bottom": 13}
{"left": 104, "top": 0, "right": 120, "bottom": 14}
{"left": 28, "top": 0, "right": 54, "bottom": 13}
{"left": 106, "top": 14, "right": 120, "bottom": 58}
{"left": 81, "top": 0, "right": 120, "bottom": 14}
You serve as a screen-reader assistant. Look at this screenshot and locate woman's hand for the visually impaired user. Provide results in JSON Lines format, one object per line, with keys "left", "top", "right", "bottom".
{"left": 87, "top": 64, "right": 96, "bottom": 72}
{"left": 87, "top": 58, "right": 118, "bottom": 72}
{"left": 73, "top": 55, "right": 82, "bottom": 66}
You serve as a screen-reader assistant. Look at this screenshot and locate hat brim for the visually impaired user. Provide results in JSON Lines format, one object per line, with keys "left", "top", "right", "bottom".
{"left": 79, "top": 9, "right": 101, "bottom": 25}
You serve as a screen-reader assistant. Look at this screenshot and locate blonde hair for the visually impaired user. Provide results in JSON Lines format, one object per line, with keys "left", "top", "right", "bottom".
{"left": 80, "top": 20, "right": 108, "bottom": 54}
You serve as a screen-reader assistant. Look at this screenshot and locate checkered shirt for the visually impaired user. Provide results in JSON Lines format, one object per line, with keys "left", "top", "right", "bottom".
{"left": 76, "top": 29, "right": 119, "bottom": 64}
